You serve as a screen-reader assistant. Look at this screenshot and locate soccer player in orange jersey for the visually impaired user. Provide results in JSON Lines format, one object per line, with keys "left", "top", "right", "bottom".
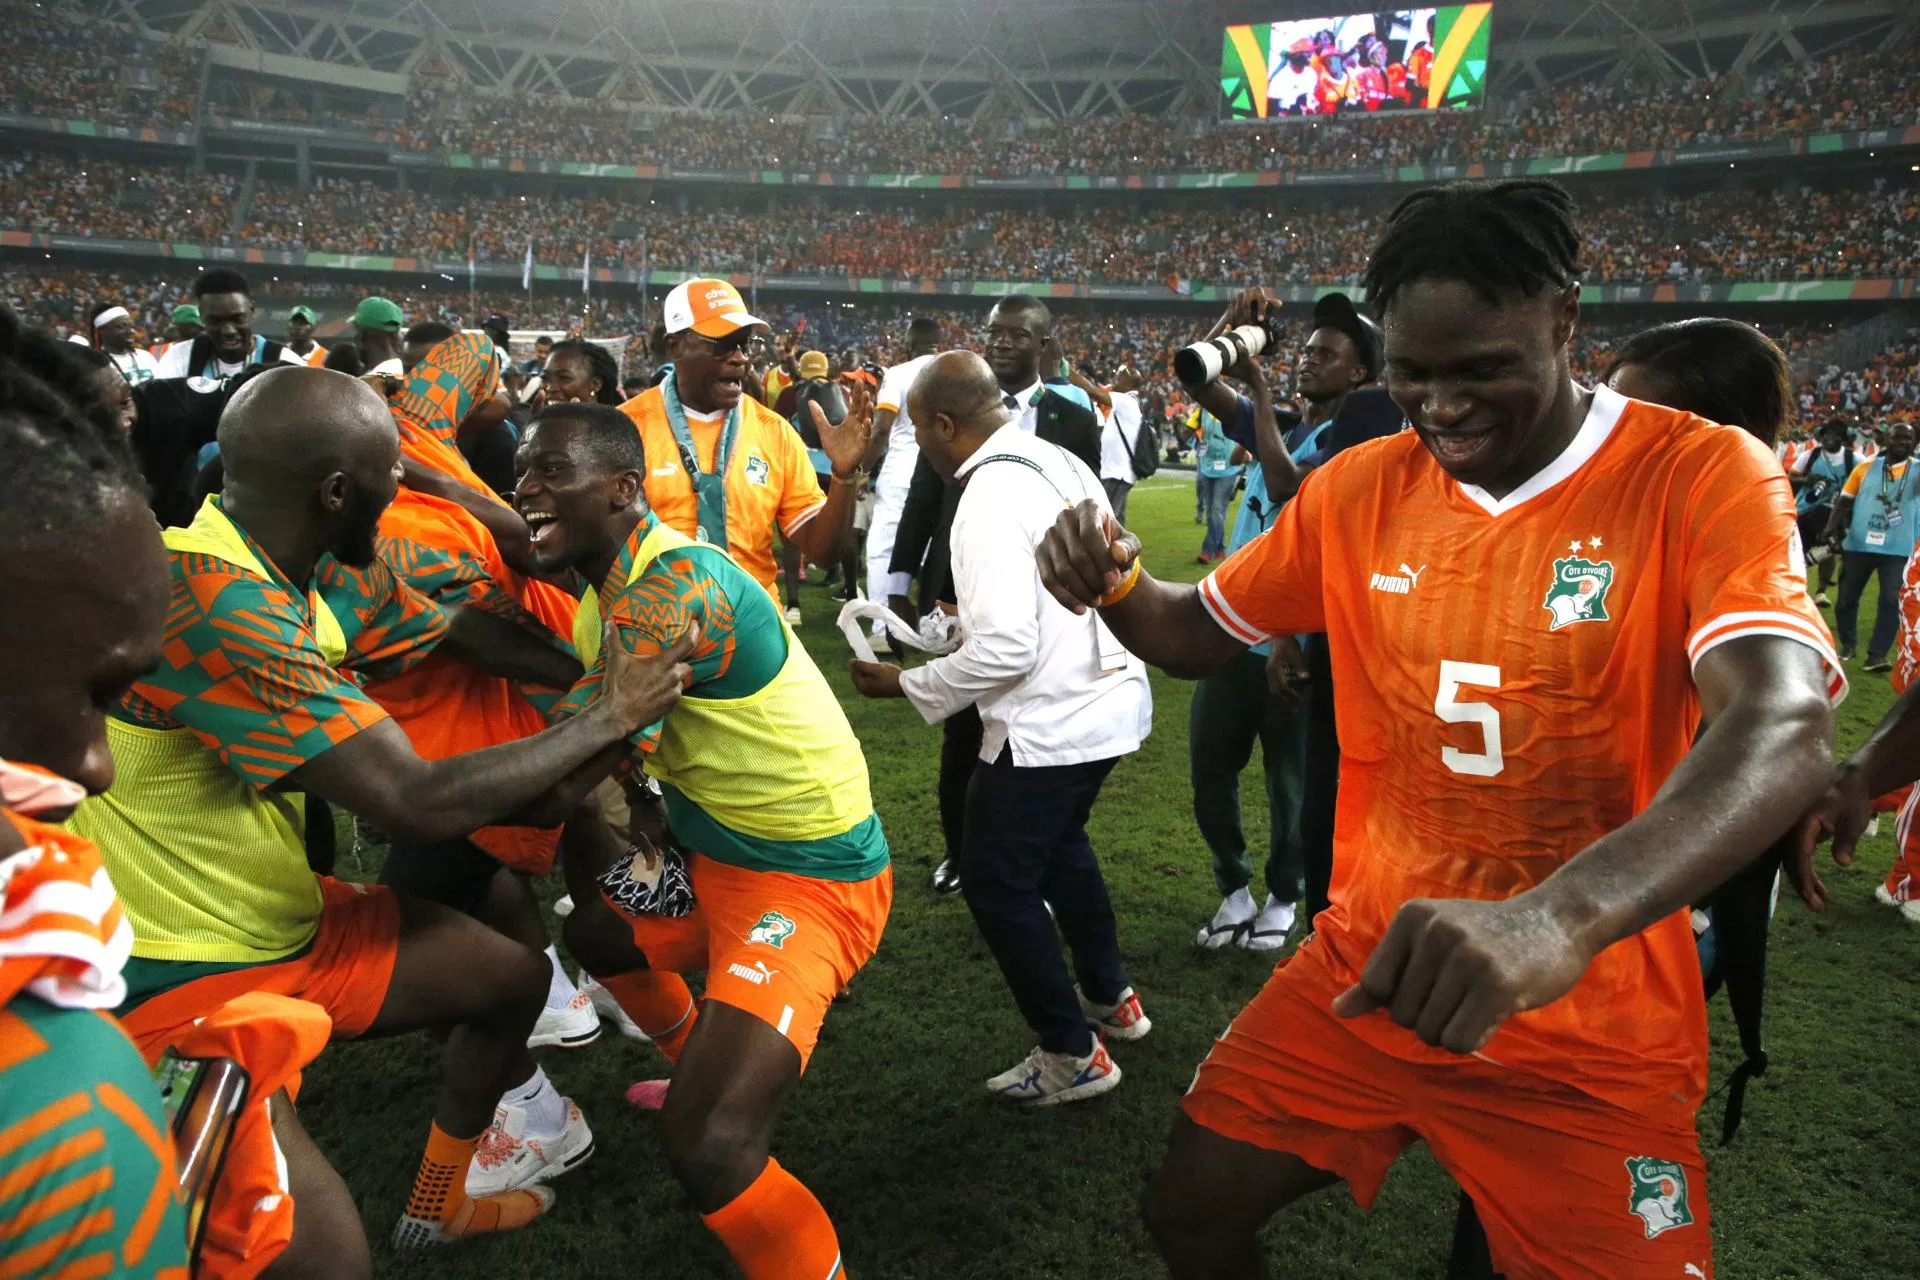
{"left": 1037, "top": 181, "right": 1843, "bottom": 1280}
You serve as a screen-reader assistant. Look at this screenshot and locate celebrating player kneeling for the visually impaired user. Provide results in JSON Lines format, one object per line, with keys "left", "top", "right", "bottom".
{"left": 1038, "top": 181, "right": 1844, "bottom": 1280}
{"left": 512, "top": 399, "right": 890, "bottom": 1280}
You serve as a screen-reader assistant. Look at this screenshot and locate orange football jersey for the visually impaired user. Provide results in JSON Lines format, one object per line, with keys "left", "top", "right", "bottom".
{"left": 1200, "top": 385, "right": 1844, "bottom": 1113}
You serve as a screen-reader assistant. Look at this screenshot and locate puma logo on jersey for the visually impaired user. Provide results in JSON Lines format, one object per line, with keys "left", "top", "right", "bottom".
{"left": 726, "top": 961, "right": 780, "bottom": 986}
{"left": 1369, "top": 564, "right": 1426, "bottom": 595}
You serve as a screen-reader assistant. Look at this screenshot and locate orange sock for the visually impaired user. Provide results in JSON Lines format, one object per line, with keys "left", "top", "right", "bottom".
{"left": 599, "top": 970, "right": 699, "bottom": 1063}
{"left": 400, "top": 1123, "right": 548, "bottom": 1240}
{"left": 701, "top": 1157, "right": 843, "bottom": 1280}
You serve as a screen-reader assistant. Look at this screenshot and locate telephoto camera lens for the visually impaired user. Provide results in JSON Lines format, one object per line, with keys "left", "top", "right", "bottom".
{"left": 1174, "top": 324, "right": 1270, "bottom": 385}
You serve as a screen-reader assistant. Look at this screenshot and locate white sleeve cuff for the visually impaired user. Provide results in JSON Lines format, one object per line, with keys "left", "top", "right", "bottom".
{"left": 1198, "top": 573, "right": 1269, "bottom": 647}
{"left": 1688, "top": 611, "right": 1848, "bottom": 705}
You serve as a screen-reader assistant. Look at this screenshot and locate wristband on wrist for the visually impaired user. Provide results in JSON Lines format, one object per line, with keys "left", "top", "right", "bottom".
{"left": 1095, "top": 558, "right": 1143, "bottom": 608}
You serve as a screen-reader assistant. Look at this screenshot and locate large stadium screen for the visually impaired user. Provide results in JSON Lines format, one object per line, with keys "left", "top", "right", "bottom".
{"left": 1220, "top": 5, "right": 1492, "bottom": 122}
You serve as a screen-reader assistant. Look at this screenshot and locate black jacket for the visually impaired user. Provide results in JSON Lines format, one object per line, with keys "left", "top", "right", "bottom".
{"left": 889, "top": 386, "right": 1101, "bottom": 614}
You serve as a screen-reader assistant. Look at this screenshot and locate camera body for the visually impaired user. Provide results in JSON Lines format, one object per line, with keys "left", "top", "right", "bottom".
{"left": 1175, "top": 311, "right": 1285, "bottom": 386}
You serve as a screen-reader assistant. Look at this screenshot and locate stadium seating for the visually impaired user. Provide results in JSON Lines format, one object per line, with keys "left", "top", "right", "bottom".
{"left": 4, "top": 9, "right": 1916, "bottom": 176}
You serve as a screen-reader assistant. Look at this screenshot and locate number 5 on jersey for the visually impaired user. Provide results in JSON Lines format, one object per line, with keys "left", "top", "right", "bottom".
{"left": 1435, "top": 660, "right": 1503, "bottom": 777}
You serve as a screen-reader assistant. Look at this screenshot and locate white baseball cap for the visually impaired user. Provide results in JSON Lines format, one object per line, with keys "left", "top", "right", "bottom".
{"left": 662, "top": 277, "right": 766, "bottom": 338}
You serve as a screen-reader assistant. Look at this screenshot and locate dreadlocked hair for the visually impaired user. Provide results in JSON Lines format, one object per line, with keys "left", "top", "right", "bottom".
{"left": 0, "top": 303, "right": 145, "bottom": 549}
{"left": 1361, "top": 180, "right": 1584, "bottom": 317}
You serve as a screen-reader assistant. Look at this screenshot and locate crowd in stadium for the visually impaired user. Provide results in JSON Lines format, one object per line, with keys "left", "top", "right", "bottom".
{"left": 8, "top": 147, "right": 1919, "bottom": 286}
{"left": 6, "top": 7, "right": 1919, "bottom": 174}
{"left": 10, "top": 259, "right": 1906, "bottom": 438}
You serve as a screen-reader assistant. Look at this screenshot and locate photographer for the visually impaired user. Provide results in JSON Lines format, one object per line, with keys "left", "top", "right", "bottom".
{"left": 1172, "top": 287, "right": 1395, "bottom": 943}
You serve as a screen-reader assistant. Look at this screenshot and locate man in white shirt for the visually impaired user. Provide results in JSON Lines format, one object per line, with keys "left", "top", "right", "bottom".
{"left": 1097, "top": 364, "right": 1147, "bottom": 523}
{"left": 866, "top": 317, "right": 944, "bottom": 642}
{"left": 85, "top": 304, "right": 160, "bottom": 385}
{"left": 850, "top": 351, "right": 1153, "bottom": 1107}
{"left": 152, "top": 268, "right": 307, "bottom": 381}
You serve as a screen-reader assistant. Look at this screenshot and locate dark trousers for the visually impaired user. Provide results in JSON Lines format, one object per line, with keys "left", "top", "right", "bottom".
{"left": 1102, "top": 476, "right": 1133, "bottom": 525}
{"left": 938, "top": 704, "right": 984, "bottom": 861}
{"left": 1835, "top": 550, "right": 1904, "bottom": 658}
{"left": 1298, "top": 633, "right": 1340, "bottom": 922}
{"left": 1190, "top": 650, "right": 1306, "bottom": 901}
{"left": 961, "top": 747, "right": 1127, "bottom": 1057}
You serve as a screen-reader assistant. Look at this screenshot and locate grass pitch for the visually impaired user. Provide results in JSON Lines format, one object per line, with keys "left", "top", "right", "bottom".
{"left": 317, "top": 472, "right": 1916, "bottom": 1278}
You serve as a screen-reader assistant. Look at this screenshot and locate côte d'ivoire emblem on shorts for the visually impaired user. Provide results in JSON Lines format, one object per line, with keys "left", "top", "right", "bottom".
{"left": 747, "top": 911, "right": 796, "bottom": 949}
{"left": 1625, "top": 1155, "right": 1694, "bottom": 1239}
{"left": 1544, "top": 541, "right": 1615, "bottom": 631}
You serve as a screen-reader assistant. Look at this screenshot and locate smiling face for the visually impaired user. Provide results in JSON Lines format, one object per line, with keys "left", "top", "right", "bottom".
{"left": 513, "top": 417, "right": 640, "bottom": 575}
{"left": 97, "top": 315, "right": 135, "bottom": 353}
{"left": 542, "top": 348, "right": 602, "bottom": 404}
{"left": 984, "top": 304, "right": 1043, "bottom": 388}
{"left": 0, "top": 489, "right": 168, "bottom": 807}
{"left": 199, "top": 291, "right": 253, "bottom": 363}
{"left": 88, "top": 365, "right": 136, "bottom": 436}
{"left": 1383, "top": 278, "right": 1579, "bottom": 494}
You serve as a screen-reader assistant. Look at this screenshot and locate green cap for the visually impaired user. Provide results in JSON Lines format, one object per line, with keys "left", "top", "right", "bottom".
{"left": 170, "top": 303, "right": 201, "bottom": 324}
{"left": 351, "top": 297, "right": 405, "bottom": 332}
{"left": 288, "top": 305, "right": 317, "bottom": 324}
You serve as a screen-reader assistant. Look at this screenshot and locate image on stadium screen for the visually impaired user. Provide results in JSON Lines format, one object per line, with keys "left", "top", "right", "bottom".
{"left": 1220, "top": 4, "right": 1492, "bottom": 120}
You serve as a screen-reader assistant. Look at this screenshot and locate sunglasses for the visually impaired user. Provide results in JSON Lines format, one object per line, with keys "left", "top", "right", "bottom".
{"left": 687, "top": 330, "right": 769, "bottom": 359}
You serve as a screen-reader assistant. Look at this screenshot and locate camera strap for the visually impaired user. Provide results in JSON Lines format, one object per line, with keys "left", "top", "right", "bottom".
{"left": 971, "top": 448, "right": 1131, "bottom": 674}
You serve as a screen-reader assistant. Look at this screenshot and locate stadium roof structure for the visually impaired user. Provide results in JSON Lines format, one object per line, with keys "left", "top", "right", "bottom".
{"left": 57, "top": 0, "right": 1919, "bottom": 119}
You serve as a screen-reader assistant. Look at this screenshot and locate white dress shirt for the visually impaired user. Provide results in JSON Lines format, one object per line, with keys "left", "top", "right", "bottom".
{"left": 900, "top": 423, "right": 1152, "bottom": 768}
{"left": 1001, "top": 379, "right": 1046, "bottom": 434}
{"left": 1098, "top": 390, "right": 1144, "bottom": 483}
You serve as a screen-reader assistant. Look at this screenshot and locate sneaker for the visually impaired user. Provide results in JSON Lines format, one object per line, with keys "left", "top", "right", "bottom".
{"left": 1839, "top": 646, "right": 1857, "bottom": 662}
{"left": 785, "top": 606, "right": 803, "bottom": 627}
{"left": 986, "top": 1041, "right": 1121, "bottom": 1107}
{"left": 391, "top": 1185, "right": 554, "bottom": 1249}
{"left": 1242, "top": 895, "right": 1298, "bottom": 953}
{"left": 1875, "top": 883, "right": 1920, "bottom": 922}
{"left": 466, "top": 1099, "right": 595, "bottom": 1198}
{"left": 871, "top": 632, "right": 894, "bottom": 656}
{"left": 1077, "top": 985, "right": 1151, "bottom": 1042}
{"left": 579, "top": 973, "right": 650, "bottom": 1042}
{"left": 552, "top": 893, "right": 575, "bottom": 919}
{"left": 1195, "top": 887, "right": 1255, "bottom": 949}
{"left": 1814, "top": 592, "right": 1832, "bottom": 607}
{"left": 1865, "top": 657, "right": 1894, "bottom": 674}
{"left": 528, "top": 988, "right": 601, "bottom": 1050}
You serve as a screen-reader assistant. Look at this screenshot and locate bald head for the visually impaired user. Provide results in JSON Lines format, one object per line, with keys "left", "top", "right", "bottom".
{"left": 216, "top": 365, "right": 402, "bottom": 569}
{"left": 220, "top": 366, "right": 398, "bottom": 491}
{"left": 908, "top": 351, "right": 1011, "bottom": 483}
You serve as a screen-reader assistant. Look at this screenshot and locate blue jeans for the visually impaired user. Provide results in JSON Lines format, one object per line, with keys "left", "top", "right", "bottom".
{"left": 1190, "top": 651, "right": 1306, "bottom": 901}
{"left": 1196, "top": 473, "right": 1235, "bottom": 557}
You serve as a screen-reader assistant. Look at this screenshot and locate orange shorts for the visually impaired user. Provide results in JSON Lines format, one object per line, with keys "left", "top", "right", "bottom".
{"left": 612, "top": 854, "right": 891, "bottom": 1070}
{"left": 1183, "top": 949, "right": 1714, "bottom": 1280}
{"left": 119, "top": 879, "right": 401, "bottom": 1060}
